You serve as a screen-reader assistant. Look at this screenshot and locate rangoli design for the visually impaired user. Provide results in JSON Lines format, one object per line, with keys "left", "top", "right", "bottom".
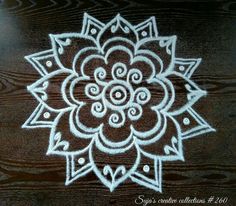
{"left": 23, "top": 13, "right": 215, "bottom": 192}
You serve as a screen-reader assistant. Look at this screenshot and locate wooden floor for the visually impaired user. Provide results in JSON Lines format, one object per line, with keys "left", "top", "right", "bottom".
{"left": 0, "top": 0, "right": 235, "bottom": 205}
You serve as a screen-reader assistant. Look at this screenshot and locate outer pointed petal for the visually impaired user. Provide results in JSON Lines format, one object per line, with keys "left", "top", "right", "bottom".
{"left": 158, "top": 36, "right": 177, "bottom": 73}
{"left": 25, "top": 49, "right": 57, "bottom": 76}
{"left": 50, "top": 33, "right": 97, "bottom": 71}
{"left": 139, "top": 115, "right": 184, "bottom": 162}
{"left": 130, "top": 152, "right": 162, "bottom": 192}
{"left": 173, "top": 107, "right": 216, "bottom": 140}
{"left": 167, "top": 72, "right": 207, "bottom": 115}
{"left": 137, "top": 36, "right": 176, "bottom": 74}
{"left": 22, "top": 103, "right": 60, "bottom": 129}
{"left": 81, "top": 12, "right": 105, "bottom": 40}
{"left": 27, "top": 70, "right": 73, "bottom": 112}
{"left": 47, "top": 109, "right": 93, "bottom": 156}
{"left": 65, "top": 149, "right": 93, "bottom": 185}
{"left": 135, "top": 16, "right": 158, "bottom": 40}
{"left": 174, "top": 58, "right": 202, "bottom": 78}
{"left": 90, "top": 142, "right": 140, "bottom": 192}
{"left": 97, "top": 14, "right": 139, "bottom": 49}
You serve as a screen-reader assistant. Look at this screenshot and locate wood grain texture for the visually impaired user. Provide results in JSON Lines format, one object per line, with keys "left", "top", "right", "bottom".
{"left": 0, "top": 0, "right": 236, "bottom": 205}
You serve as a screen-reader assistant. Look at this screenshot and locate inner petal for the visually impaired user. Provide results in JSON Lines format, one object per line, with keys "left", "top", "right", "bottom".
{"left": 141, "top": 79, "right": 170, "bottom": 111}
{"left": 132, "top": 107, "right": 159, "bottom": 134}
{"left": 70, "top": 77, "right": 98, "bottom": 104}
{"left": 106, "top": 49, "right": 132, "bottom": 74}
{"left": 131, "top": 56, "right": 156, "bottom": 81}
{"left": 102, "top": 114, "right": 132, "bottom": 143}
{"left": 76, "top": 103, "right": 103, "bottom": 130}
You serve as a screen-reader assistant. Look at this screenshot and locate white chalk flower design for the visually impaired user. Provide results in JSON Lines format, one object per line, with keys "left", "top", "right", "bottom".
{"left": 23, "top": 13, "right": 215, "bottom": 192}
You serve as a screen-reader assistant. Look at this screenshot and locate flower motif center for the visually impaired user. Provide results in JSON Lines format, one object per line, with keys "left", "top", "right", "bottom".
{"left": 83, "top": 62, "right": 152, "bottom": 128}
{"left": 104, "top": 80, "right": 132, "bottom": 109}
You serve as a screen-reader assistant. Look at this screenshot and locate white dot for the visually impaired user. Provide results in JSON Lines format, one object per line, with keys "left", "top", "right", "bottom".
{"left": 115, "top": 92, "right": 121, "bottom": 98}
{"left": 78, "top": 158, "right": 85, "bottom": 165}
{"left": 43, "top": 112, "right": 50, "bottom": 119}
{"left": 179, "top": 66, "right": 185, "bottom": 71}
{"left": 141, "top": 31, "right": 147, "bottom": 37}
{"left": 46, "top": 61, "right": 52, "bottom": 67}
{"left": 143, "top": 165, "right": 150, "bottom": 173}
{"left": 183, "top": 117, "right": 190, "bottom": 125}
{"left": 91, "top": 28, "right": 97, "bottom": 34}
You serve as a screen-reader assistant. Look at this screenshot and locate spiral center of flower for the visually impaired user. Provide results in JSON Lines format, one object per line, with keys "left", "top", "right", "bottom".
{"left": 104, "top": 80, "right": 132, "bottom": 110}
{"left": 81, "top": 63, "right": 154, "bottom": 129}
